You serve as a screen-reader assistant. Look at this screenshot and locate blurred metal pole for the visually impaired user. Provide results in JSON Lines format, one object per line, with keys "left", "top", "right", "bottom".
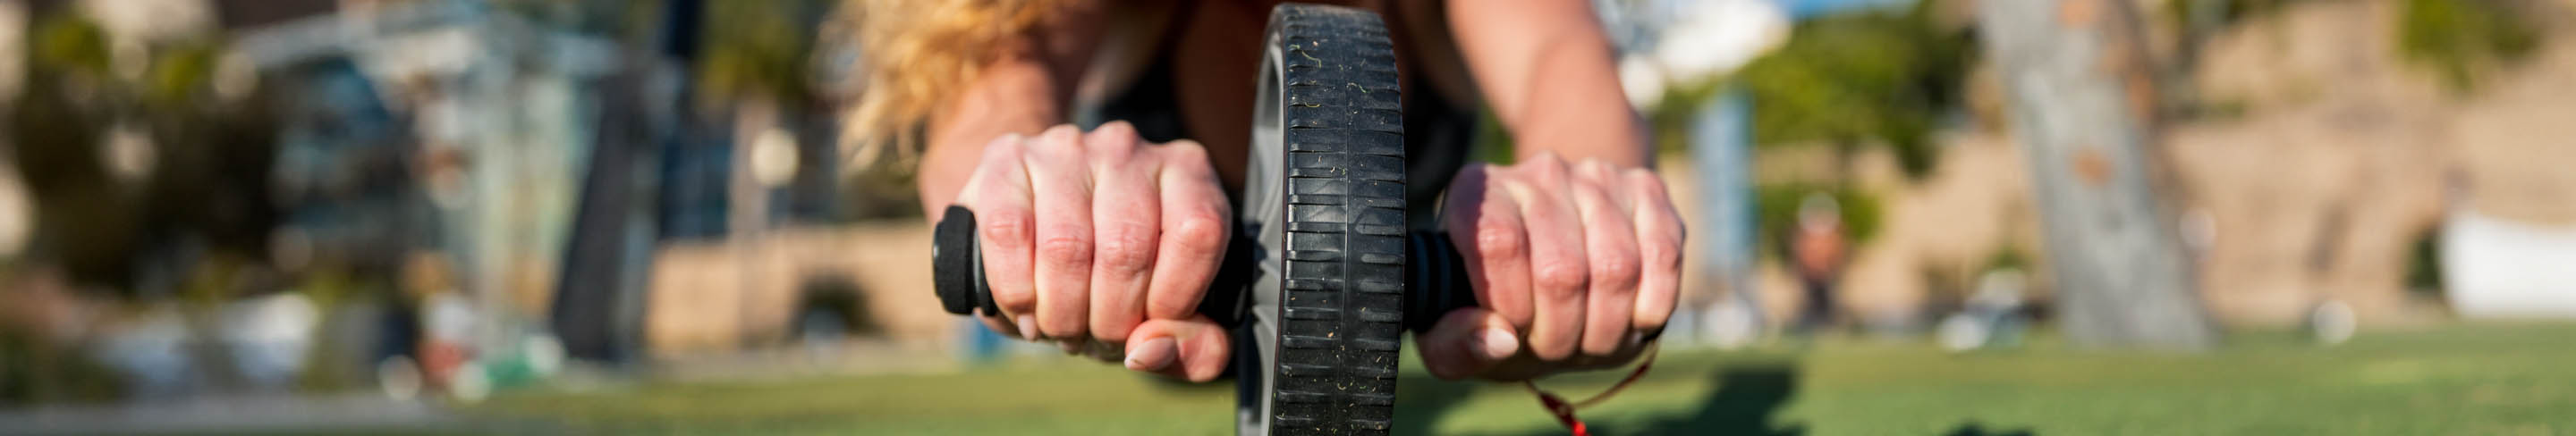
{"left": 552, "top": 0, "right": 703, "bottom": 363}
{"left": 1976, "top": 0, "right": 2216, "bottom": 350}
{"left": 729, "top": 103, "right": 775, "bottom": 347}
{"left": 1690, "top": 90, "right": 1762, "bottom": 348}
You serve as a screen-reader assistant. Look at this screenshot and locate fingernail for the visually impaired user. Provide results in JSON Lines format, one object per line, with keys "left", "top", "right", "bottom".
{"left": 1016, "top": 315, "right": 1039, "bottom": 340}
{"left": 1475, "top": 328, "right": 1519, "bottom": 361}
{"left": 1126, "top": 337, "right": 1177, "bottom": 372}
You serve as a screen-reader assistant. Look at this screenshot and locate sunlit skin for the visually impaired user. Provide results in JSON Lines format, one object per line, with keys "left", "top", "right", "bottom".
{"left": 915, "top": 0, "right": 1683, "bottom": 382}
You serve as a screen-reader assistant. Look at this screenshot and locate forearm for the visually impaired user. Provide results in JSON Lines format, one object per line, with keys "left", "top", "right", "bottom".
{"left": 917, "top": 62, "right": 1069, "bottom": 220}
{"left": 1510, "top": 51, "right": 1650, "bottom": 168}
{"left": 914, "top": 4, "right": 1106, "bottom": 220}
{"left": 1447, "top": 0, "right": 1651, "bottom": 169}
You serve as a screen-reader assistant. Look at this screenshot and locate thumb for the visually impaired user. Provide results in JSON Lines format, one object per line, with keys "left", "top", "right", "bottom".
{"left": 1416, "top": 307, "right": 1521, "bottom": 381}
{"left": 1124, "top": 316, "right": 1232, "bottom": 382}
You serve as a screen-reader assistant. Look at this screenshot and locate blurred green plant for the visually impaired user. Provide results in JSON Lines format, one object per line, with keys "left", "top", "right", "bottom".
{"left": 30, "top": 13, "right": 109, "bottom": 79}
{"left": 2158, "top": 0, "right": 2301, "bottom": 120}
{"left": 2404, "top": 227, "right": 2443, "bottom": 299}
{"left": 697, "top": 0, "right": 832, "bottom": 106}
{"left": 1471, "top": 109, "right": 1517, "bottom": 164}
{"left": 293, "top": 271, "right": 377, "bottom": 393}
{"left": 0, "top": 329, "right": 126, "bottom": 405}
{"left": 2160, "top": 0, "right": 2300, "bottom": 28}
{"left": 1640, "top": 75, "right": 1725, "bottom": 157}
{"left": 141, "top": 42, "right": 220, "bottom": 109}
{"left": 12, "top": 11, "right": 277, "bottom": 295}
{"left": 1985, "top": 243, "right": 2031, "bottom": 274}
{"left": 2396, "top": 0, "right": 2540, "bottom": 92}
{"left": 1731, "top": 0, "right": 1975, "bottom": 180}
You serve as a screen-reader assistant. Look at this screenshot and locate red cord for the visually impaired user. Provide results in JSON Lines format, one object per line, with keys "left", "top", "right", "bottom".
{"left": 1529, "top": 387, "right": 1589, "bottom": 436}
{"left": 1521, "top": 344, "right": 1659, "bottom": 436}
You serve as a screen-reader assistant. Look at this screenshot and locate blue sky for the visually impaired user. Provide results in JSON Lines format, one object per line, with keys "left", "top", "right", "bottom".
{"left": 1777, "top": 0, "right": 1917, "bottom": 19}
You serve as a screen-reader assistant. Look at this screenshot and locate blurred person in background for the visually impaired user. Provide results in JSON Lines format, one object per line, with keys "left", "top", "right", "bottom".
{"left": 842, "top": 0, "right": 1686, "bottom": 382}
{"left": 1787, "top": 192, "right": 1845, "bottom": 334}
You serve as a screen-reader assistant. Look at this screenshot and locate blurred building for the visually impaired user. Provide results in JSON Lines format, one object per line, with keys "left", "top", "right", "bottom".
{"left": 231, "top": 0, "right": 623, "bottom": 360}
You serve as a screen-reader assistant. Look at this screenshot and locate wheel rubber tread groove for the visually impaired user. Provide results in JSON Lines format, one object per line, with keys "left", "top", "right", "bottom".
{"left": 1265, "top": 4, "right": 1405, "bottom": 435}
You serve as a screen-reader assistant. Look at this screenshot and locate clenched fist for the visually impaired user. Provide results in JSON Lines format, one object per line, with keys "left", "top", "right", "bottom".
{"left": 1420, "top": 152, "right": 1686, "bottom": 381}
{"left": 945, "top": 122, "right": 1236, "bottom": 381}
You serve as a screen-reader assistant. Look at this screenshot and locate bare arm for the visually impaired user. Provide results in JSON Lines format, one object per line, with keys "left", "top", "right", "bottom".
{"left": 1420, "top": 0, "right": 1682, "bottom": 381}
{"left": 1445, "top": 0, "right": 1651, "bottom": 168}
{"left": 915, "top": 4, "right": 1107, "bottom": 219}
{"left": 908, "top": 3, "right": 1236, "bottom": 382}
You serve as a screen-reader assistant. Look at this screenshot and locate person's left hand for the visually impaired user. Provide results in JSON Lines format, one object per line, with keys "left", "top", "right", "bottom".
{"left": 1417, "top": 152, "right": 1685, "bottom": 381}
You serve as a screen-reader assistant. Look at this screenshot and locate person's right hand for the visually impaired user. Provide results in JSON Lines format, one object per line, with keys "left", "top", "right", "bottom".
{"left": 945, "top": 122, "right": 1236, "bottom": 382}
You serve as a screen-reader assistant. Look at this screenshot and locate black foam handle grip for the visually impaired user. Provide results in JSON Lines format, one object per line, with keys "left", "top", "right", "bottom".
{"left": 1402, "top": 232, "right": 1478, "bottom": 333}
{"left": 931, "top": 205, "right": 1478, "bottom": 332}
{"left": 931, "top": 205, "right": 999, "bottom": 316}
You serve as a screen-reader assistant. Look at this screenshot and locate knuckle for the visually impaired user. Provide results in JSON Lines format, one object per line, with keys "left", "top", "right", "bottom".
{"left": 1531, "top": 261, "right": 1589, "bottom": 296}
{"left": 1632, "top": 172, "right": 1678, "bottom": 202}
{"left": 1161, "top": 140, "right": 1211, "bottom": 165}
{"left": 1168, "top": 213, "right": 1228, "bottom": 256}
{"left": 1578, "top": 160, "right": 1617, "bottom": 180}
{"left": 1474, "top": 228, "right": 1525, "bottom": 259}
{"left": 1038, "top": 233, "right": 1095, "bottom": 266}
{"left": 983, "top": 136, "right": 1027, "bottom": 161}
{"left": 1041, "top": 125, "right": 1084, "bottom": 148}
{"left": 1647, "top": 239, "right": 1684, "bottom": 272}
{"left": 1091, "top": 122, "right": 1141, "bottom": 147}
{"left": 1089, "top": 133, "right": 1140, "bottom": 165}
{"left": 1623, "top": 167, "right": 1658, "bottom": 184}
{"left": 1594, "top": 256, "right": 1641, "bottom": 290}
{"left": 1093, "top": 226, "right": 1157, "bottom": 274}
{"left": 980, "top": 214, "right": 1033, "bottom": 247}
{"left": 1524, "top": 158, "right": 1568, "bottom": 181}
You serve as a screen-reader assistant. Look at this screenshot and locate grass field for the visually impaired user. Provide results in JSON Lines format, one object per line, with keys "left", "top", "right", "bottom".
{"left": 472, "top": 323, "right": 2576, "bottom": 435}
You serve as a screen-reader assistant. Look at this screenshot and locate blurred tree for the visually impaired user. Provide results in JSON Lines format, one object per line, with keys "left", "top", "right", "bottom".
{"left": 2160, "top": 0, "right": 2297, "bottom": 120}
{"left": 2395, "top": 0, "right": 2539, "bottom": 92}
{"left": 1732, "top": 0, "right": 1975, "bottom": 180}
{"left": 695, "top": 0, "right": 830, "bottom": 108}
{"left": 8, "top": 11, "right": 276, "bottom": 296}
{"left": 1979, "top": 0, "right": 2216, "bottom": 350}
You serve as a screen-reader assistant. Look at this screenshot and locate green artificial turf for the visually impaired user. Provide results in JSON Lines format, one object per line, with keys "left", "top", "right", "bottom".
{"left": 471, "top": 323, "right": 2576, "bottom": 435}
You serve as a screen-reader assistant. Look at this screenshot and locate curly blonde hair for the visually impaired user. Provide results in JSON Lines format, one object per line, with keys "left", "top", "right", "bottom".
{"left": 836, "top": 0, "right": 1064, "bottom": 168}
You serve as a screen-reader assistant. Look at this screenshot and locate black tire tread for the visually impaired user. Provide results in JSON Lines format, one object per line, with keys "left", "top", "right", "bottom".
{"left": 1266, "top": 4, "right": 1406, "bottom": 435}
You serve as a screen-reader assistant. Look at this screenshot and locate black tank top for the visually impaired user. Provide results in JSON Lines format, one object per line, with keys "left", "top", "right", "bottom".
{"left": 1093, "top": 47, "right": 1479, "bottom": 230}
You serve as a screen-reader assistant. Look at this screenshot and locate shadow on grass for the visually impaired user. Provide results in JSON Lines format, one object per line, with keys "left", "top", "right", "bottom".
{"left": 1614, "top": 364, "right": 1808, "bottom": 435}
{"left": 1397, "top": 363, "right": 1809, "bottom": 436}
{"left": 1394, "top": 360, "right": 2032, "bottom": 435}
{"left": 1393, "top": 373, "right": 1479, "bottom": 436}
{"left": 1943, "top": 422, "right": 2037, "bottom": 436}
